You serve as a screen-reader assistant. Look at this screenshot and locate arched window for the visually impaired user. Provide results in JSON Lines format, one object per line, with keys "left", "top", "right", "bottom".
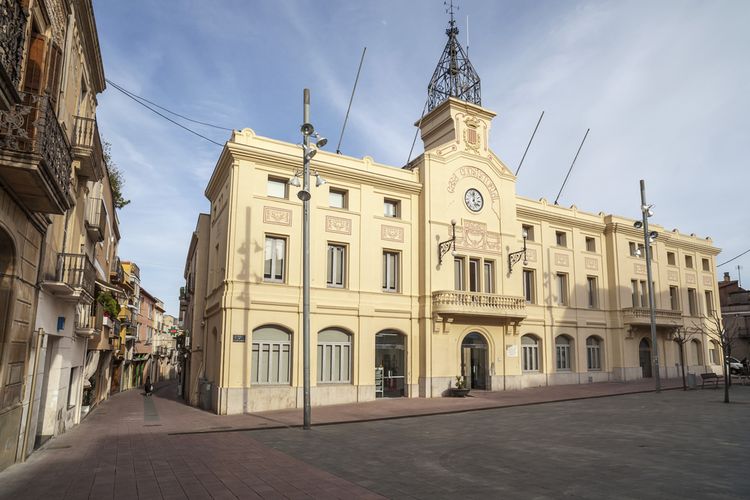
{"left": 708, "top": 340, "right": 720, "bottom": 365}
{"left": 555, "top": 335, "right": 572, "bottom": 371}
{"left": 690, "top": 339, "right": 703, "bottom": 365}
{"left": 522, "top": 335, "right": 539, "bottom": 372}
{"left": 252, "top": 326, "right": 291, "bottom": 384}
{"left": 586, "top": 336, "right": 602, "bottom": 371}
{"left": 317, "top": 328, "right": 352, "bottom": 383}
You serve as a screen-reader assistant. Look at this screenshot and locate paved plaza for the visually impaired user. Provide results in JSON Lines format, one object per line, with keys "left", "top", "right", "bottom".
{"left": 0, "top": 380, "right": 747, "bottom": 499}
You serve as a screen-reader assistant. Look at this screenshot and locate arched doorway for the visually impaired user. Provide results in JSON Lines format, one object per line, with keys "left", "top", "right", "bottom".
{"left": 461, "top": 332, "right": 488, "bottom": 390}
{"left": 375, "top": 330, "right": 405, "bottom": 397}
{"left": 639, "top": 338, "right": 652, "bottom": 378}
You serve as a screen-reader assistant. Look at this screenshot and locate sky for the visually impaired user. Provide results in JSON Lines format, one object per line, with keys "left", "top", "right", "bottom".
{"left": 92, "top": 0, "right": 750, "bottom": 316}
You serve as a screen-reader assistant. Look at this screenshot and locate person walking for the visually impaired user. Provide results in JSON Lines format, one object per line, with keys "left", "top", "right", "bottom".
{"left": 144, "top": 376, "right": 153, "bottom": 397}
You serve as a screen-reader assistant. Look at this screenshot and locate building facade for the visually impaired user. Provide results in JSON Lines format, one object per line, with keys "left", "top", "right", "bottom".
{"left": 718, "top": 272, "right": 750, "bottom": 360}
{"left": 0, "top": 0, "right": 119, "bottom": 469}
{"left": 181, "top": 20, "right": 723, "bottom": 415}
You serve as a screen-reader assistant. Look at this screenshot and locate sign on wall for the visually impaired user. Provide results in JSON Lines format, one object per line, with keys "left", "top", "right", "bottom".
{"left": 232, "top": 335, "right": 246, "bottom": 343}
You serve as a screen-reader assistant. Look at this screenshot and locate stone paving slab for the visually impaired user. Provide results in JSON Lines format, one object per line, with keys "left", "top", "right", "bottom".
{"left": 0, "top": 377, "right": 733, "bottom": 499}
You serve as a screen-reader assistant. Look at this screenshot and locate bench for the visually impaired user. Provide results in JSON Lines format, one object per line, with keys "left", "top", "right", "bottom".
{"left": 700, "top": 372, "right": 724, "bottom": 389}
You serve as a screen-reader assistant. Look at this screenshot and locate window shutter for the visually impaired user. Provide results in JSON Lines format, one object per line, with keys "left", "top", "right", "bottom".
{"left": 24, "top": 34, "right": 47, "bottom": 94}
{"left": 46, "top": 43, "right": 63, "bottom": 106}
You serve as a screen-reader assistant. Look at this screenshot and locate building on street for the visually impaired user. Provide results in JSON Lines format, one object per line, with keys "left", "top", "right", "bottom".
{"left": 718, "top": 272, "right": 750, "bottom": 360}
{"left": 179, "top": 18, "right": 723, "bottom": 415}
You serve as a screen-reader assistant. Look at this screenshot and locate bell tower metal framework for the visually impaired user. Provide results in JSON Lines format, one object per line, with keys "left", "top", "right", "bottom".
{"left": 427, "top": 4, "right": 481, "bottom": 111}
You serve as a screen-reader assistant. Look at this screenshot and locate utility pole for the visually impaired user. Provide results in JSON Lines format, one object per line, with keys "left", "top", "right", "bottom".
{"left": 301, "top": 89, "right": 312, "bottom": 429}
{"left": 640, "top": 179, "right": 661, "bottom": 392}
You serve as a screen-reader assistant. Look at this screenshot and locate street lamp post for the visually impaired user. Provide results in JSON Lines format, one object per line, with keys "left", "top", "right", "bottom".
{"left": 295, "top": 89, "right": 327, "bottom": 429}
{"left": 639, "top": 179, "right": 661, "bottom": 392}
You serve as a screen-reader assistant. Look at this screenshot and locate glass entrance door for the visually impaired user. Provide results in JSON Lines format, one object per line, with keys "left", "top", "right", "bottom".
{"left": 376, "top": 331, "right": 405, "bottom": 397}
{"left": 461, "top": 332, "right": 488, "bottom": 390}
{"left": 639, "top": 338, "right": 652, "bottom": 378}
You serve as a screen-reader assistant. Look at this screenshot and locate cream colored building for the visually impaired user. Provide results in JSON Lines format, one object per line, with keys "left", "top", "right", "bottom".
{"left": 182, "top": 20, "right": 722, "bottom": 415}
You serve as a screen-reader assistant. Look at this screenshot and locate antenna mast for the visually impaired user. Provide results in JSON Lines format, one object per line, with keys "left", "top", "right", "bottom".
{"left": 554, "top": 128, "right": 590, "bottom": 205}
{"left": 515, "top": 111, "right": 545, "bottom": 176}
{"left": 335, "top": 47, "right": 367, "bottom": 154}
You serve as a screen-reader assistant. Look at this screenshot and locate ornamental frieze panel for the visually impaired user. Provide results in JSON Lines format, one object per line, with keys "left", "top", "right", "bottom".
{"left": 263, "top": 206, "right": 291, "bottom": 226}
{"left": 634, "top": 263, "right": 646, "bottom": 275}
{"left": 685, "top": 273, "right": 696, "bottom": 285}
{"left": 381, "top": 225, "right": 404, "bottom": 243}
{"left": 585, "top": 257, "right": 598, "bottom": 271}
{"left": 668, "top": 270, "right": 679, "bottom": 282}
{"left": 326, "top": 215, "right": 352, "bottom": 235}
{"left": 703, "top": 275, "right": 713, "bottom": 286}
{"left": 455, "top": 221, "right": 500, "bottom": 253}
{"left": 554, "top": 253, "right": 569, "bottom": 267}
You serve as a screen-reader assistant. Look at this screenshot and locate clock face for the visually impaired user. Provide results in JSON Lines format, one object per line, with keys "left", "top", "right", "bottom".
{"left": 465, "top": 188, "right": 484, "bottom": 212}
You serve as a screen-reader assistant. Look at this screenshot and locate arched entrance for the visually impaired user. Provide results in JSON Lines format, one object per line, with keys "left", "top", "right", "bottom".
{"left": 639, "top": 338, "right": 652, "bottom": 378}
{"left": 461, "top": 332, "right": 488, "bottom": 390}
{"left": 375, "top": 330, "right": 405, "bottom": 397}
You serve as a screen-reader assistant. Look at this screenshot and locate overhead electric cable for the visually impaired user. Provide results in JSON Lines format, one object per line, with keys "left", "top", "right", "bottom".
{"left": 718, "top": 248, "right": 750, "bottom": 267}
{"left": 106, "top": 80, "right": 224, "bottom": 147}
{"left": 105, "top": 78, "right": 233, "bottom": 131}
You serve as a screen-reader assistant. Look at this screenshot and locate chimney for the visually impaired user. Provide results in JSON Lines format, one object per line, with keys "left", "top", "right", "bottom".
{"left": 724, "top": 272, "right": 731, "bottom": 282}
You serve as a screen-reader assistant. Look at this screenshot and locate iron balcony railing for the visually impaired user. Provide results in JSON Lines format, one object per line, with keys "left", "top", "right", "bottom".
{"left": 84, "top": 196, "right": 106, "bottom": 241}
{"left": 0, "top": 91, "right": 73, "bottom": 212}
{"left": 0, "top": 0, "right": 26, "bottom": 105}
{"left": 71, "top": 115, "right": 104, "bottom": 179}
{"left": 55, "top": 253, "right": 96, "bottom": 298}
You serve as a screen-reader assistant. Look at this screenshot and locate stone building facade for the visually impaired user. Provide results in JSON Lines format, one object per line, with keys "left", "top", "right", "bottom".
{"left": 180, "top": 20, "right": 723, "bottom": 415}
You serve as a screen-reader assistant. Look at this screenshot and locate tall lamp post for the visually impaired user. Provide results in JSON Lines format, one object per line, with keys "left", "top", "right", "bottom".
{"left": 292, "top": 89, "right": 327, "bottom": 429}
{"left": 635, "top": 179, "right": 660, "bottom": 392}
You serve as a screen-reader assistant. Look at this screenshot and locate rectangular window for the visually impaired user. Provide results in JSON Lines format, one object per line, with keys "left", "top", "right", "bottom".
{"left": 383, "top": 251, "right": 399, "bottom": 292}
{"left": 251, "top": 341, "right": 291, "bottom": 384}
{"left": 317, "top": 338, "right": 351, "bottom": 384}
{"left": 555, "top": 231, "right": 567, "bottom": 247}
{"left": 585, "top": 237, "right": 596, "bottom": 252}
{"left": 469, "top": 258, "right": 480, "bottom": 292}
{"left": 687, "top": 288, "right": 698, "bottom": 316}
{"left": 329, "top": 188, "right": 347, "bottom": 209}
{"left": 523, "top": 269, "right": 535, "bottom": 304}
{"left": 631, "top": 280, "right": 639, "bottom": 308}
{"left": 267, "top": 177, "right": 287, "bottom": 199}
{"left": 384, "top": 199, "right": 400, "bottom": 218}
{"left": 702, "top": 258, "right": 710, "bottom": 272}
{"left": 685, "top": 255, "right": 693, "bottom": 269}
{"left": 670, "top": 286, "right": 680, "bottom": 311}
{"left": 629, "top": 242, "right": 637, "bottom": 256}
{"left": 640, "top": 281, "right": 648, "bottom": 308}
{"left": 705, "top": 290, "right": 714, "bottom": 315}
{"left": 587, "top": 343, "right": 602, "bottom": 371}
{"left": 454, "top": 257, "right": 465, "bottom": 291}
{"left": 326, "top": 244, "right": 346, "bottom": 288}
{"left": 587, "top": 276, "right": 598, "bottom": 308}
{"left": 523, "top": 344, "right": 539, "bottom": 371}
{"left": 556, "top": 344, "right": 571, "bottom": 371}
{"left": 667, "top": 251, "right": 676, "bottom": 265}
{"left": 483, "top": 261, "right": 495, "bottom": 293}
{"left": 522, "top": 224, "right": 535, "bottom": 242}
{"left": 556, "top": 273, "right": 569, "bottom": 306}
{"left": 263, "top": 236, "right": 286, "bottom": 282}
